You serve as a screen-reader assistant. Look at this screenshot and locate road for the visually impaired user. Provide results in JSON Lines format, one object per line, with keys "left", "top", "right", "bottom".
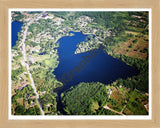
{"left": 21, "top": 13, "right": 45, "bottom": 115}
{"left": 103, "top": 105, "right": 125, "bottom": 116}
{"left": 121, "top": 105, "right": 126, "bottom": 113}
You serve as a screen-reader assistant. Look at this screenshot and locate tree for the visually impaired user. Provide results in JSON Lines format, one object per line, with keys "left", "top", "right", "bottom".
{"left": 15, "top": 105, "right": 25, "bottom": 115}
{"left": 62, "top": 82, "right": 108, "bottom": 115}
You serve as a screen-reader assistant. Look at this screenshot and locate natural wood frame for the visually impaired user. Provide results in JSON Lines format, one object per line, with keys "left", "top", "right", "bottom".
{"left": 0, "top": 0, "right": 160, "bottom": 128}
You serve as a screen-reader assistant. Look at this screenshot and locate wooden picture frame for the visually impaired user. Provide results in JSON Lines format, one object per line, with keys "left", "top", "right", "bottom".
{"left": 0, "top": 0, "right": 160, "bottom": 127}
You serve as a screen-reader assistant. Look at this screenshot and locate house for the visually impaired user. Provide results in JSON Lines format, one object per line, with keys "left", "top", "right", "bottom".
{"left": 42, "top": 13, "right": 47, "bottom": 18}
{"left": 108, "top": 89, "right": 112, "bottom": 98}
{"left": 18, "top": 82, "right": 27, "bottom": 90}
{"left": 119, "top": 85, "right": 122, "bottom": 88}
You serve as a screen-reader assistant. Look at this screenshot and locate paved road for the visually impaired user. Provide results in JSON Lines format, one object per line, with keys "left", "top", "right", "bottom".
{"left": 21, "top": 13, "right": 45, "bottom": 115}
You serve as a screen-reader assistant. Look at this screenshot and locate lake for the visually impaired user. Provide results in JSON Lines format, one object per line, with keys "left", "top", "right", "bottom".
{"left": 53, "top": 31, "right": 139, "bottom": 94}
{"left": 29, "top": 11, "right": 42, "bottom": 14}
{"left": 11, "top": 21, "right": 23, "bottom": 48}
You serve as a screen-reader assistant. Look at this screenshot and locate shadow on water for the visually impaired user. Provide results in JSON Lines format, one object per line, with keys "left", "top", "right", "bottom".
{"left": 53, "top": 86, "right": 67, "bottom": 115}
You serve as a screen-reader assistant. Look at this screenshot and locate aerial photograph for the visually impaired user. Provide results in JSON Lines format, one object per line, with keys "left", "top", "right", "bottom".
{"left": 11, "top": 10, "right": 149, "bottom": 116}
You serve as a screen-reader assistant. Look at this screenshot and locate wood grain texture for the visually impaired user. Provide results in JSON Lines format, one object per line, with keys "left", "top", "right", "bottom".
{"left": 0, "top": 0, "right": 160, "bottom": 128}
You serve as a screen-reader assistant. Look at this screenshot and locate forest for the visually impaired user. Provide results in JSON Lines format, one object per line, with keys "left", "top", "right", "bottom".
{"left": 61, "top": 82, "right": 108, "bottom": 115}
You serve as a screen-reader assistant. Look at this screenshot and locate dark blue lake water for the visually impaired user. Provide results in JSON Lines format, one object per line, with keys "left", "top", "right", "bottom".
{"left": 54, "top": 31, "right": 139, "bottom": 93}
{"left": 11, "top": 21, "right": 23, "bottom": 48}
{"left": 29, "top": 11, "right": 42, "bottom": 14}
{"left": 11, "top": 20, "right": 138, "bottom": 93}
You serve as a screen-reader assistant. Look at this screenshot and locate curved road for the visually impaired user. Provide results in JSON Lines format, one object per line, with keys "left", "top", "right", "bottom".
{"left": 21, "top": 13, "right": 45, "bottom": 115}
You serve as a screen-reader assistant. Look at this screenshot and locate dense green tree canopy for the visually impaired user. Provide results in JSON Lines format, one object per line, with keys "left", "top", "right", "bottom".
{"left": 62, "top": 82, "right": 108, "bottom": 115}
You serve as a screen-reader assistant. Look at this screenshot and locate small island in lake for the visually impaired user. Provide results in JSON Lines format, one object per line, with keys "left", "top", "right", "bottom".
{"left": 11, "top": 11, "right": 149, "bottom": 116}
